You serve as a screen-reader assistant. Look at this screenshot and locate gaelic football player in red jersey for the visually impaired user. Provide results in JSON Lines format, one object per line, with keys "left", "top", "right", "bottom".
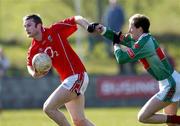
{"left": 88, "top": 14, "right": 180, "bottom": 126}
{"left": 23, "top": 14, "right": 95, "bottom": 126}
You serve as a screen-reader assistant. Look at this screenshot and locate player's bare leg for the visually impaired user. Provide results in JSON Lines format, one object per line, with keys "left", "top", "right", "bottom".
{"left": 43, "top": 86, "right": 77, "bottom": 126}
{"left": 138, "top": 95, "right": 170, "bottom": 123}
{"left": 163, "top": 102, "right": 178, "bottom": 126}
{"left": 138, "top": 95, "right": 180, "bottom": 125}
{"left": 65, "top": 94, "right": 95, "bottom": 126}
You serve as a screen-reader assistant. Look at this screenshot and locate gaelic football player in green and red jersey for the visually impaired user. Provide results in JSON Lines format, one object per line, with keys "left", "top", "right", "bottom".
{"left": 23, "top": 14, "right": 95, "bottom": 126}
{"left": 88, "top": 14, "right": 180, "bottom": 126}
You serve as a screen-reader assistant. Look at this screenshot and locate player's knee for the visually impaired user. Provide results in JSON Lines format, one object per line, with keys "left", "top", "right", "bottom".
{"left": 72, "top": 118, "right": 86, "bottom": 126}
{"left": 137, "top": 112, "right": 147, "bottom": 123}
{"left": 43, "top": 103, "right": 49, "bottom": 114}
{"left": 43, "top": 105, "right": 57, "bottom": 118}
{"left": 43, "top": 102, "right": 53, "bottom": 115}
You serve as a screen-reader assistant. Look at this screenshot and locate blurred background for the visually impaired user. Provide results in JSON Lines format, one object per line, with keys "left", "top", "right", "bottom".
{"left": 0, "top": 0, "right": 180, "bottom": 125}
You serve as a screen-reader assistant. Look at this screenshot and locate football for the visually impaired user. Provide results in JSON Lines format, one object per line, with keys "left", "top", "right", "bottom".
{"left": 32, "top": 53, "right": 52, "bottom": 73}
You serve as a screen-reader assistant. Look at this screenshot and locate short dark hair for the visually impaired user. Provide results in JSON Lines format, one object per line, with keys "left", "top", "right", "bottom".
{"left": 129, "top": 14, "right": 150, "bottom": 33}
{"left": 23, "top": 14, "right": 43, "bottom": 26}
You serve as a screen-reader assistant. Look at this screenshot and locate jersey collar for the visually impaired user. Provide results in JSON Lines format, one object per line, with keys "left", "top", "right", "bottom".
{"left": 138, "top": 33, "right": 149, "bottom": 41}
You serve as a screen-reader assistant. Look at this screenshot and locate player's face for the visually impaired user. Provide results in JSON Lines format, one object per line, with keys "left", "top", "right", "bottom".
{"left": 128, "top": 21, "right": 142, "bottom": 41}
{"left": 23, "top": 19, "right": 40, "bottom": 38}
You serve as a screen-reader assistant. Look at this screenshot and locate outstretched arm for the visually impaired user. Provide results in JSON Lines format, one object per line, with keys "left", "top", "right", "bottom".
{"left": 74, "top": 16, "right": 90, "bottom": 30}
{"left": 87, "top": 23, "right": 134, "bottom": 47}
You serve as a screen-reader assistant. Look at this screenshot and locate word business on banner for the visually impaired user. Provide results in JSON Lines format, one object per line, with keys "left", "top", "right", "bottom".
{"left": 96, "top": 76, "right": 159, "bottom": 99}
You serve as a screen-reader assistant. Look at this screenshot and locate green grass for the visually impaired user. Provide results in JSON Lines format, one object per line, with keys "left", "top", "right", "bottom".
{"left": 1, "top": 108, "right": 180, "bottom": 126}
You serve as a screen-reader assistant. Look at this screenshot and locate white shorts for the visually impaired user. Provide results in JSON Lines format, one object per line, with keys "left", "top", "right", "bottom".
{"left": 59, "top": 72, "right": 89, "bottom": 95}
{"left": 155, "top": 71, "right": 180, "bottom": 102}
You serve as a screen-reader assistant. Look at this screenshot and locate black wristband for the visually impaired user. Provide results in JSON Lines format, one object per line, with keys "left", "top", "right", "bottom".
{"left": 87, "top": 23, "right": 99, "bottom": 33}
{"left": 113, "top": 31, "right": 122, "bottom": 45}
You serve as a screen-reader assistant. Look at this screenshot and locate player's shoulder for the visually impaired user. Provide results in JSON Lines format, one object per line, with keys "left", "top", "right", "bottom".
{"left": 61, "top": 16, "right": 76, "bottom": 24}
{"left": 133, "top": 34, "right": 151, "bottom": 49}
{"left": 52, "top": 16, "right": 76, "bottom": 27}
{"left": 138, "top": 33, "right": 151, "bottom": 44}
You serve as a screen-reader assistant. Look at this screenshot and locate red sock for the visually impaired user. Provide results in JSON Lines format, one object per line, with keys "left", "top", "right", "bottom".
{"left": 166, "top": 115, "right": 180, "bottom": 124}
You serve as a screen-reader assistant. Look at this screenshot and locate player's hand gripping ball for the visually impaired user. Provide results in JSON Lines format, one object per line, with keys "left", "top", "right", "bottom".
{"left": 32, "top": 53, "right": 52, "bottom": 73}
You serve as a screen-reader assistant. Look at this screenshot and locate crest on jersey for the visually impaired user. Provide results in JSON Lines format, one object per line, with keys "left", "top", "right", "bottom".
{"left": 48, "top": 35, "right": 53, "bottom": 42}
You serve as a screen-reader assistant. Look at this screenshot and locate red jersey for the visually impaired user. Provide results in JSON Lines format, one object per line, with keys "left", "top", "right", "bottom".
{"left": 27, "top": 16, "right": 86, "bottom": 81}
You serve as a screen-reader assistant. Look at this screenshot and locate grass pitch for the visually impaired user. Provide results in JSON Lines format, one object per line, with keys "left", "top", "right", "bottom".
{"left": 0, "top": 107, "right": 174, "bottom": 126}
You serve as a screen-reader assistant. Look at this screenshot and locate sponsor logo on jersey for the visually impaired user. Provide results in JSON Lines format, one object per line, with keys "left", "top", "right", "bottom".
{"left": 44, "top": 46, "right": 59, "bottom": 58}
{"left": 48, "top": 35, "right": 53, "bottom": 42}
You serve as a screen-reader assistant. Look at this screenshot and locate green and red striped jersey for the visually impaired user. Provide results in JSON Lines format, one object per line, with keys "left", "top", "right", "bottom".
{"left": 102, "top": 28, "right": 174, "bottom": 80}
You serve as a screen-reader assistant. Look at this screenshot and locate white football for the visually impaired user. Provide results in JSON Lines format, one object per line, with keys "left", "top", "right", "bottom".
{"left": 32, "top": 53, "right": 52, "bottom": 73}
